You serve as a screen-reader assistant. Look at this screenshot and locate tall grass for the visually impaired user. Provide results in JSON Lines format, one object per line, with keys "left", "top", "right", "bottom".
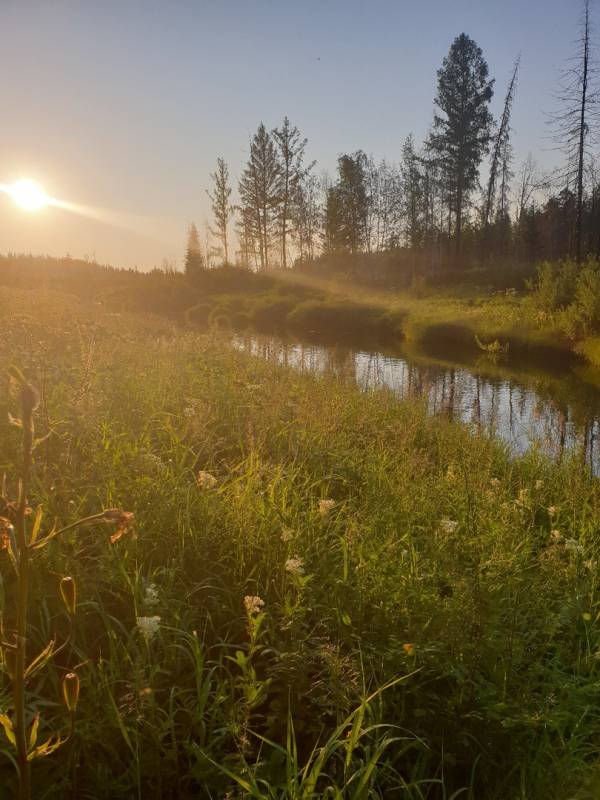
{"left": 1, "top": 286, "right": 600, "bottom": 797}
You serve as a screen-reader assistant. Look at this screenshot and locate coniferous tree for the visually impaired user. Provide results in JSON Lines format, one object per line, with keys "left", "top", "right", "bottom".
{"left": 272, "top": 117, "right": 314, "bottom": 268}
{"left": 326, "top": 152, "right": 369, "bottom": 253}
{"left": 184, "top": 223, "right": 205, "bottom": 277}
{"left": 401, "top": 135, "right": 425, "bottom": 249}
{"left": 428, "top": 33, "right": 494, "bottom": 256}
{"left": 484, "top": 57, "right": 519, "bottom": 233}
{"left": 550, "top": 0, "right": 597, "bottom": 263}
{"left": 238, "top": 124, "right": 281, "bottom": 270}
{"left": 207, "top": 157, "right": 234, "bottom": 265}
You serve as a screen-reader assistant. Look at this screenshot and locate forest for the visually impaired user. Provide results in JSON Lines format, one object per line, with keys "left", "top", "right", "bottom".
{"left": 188, "top": 8, "right": 599, "bottom": 287}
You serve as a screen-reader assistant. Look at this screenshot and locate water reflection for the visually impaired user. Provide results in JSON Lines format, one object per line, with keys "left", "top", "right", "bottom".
{"left": 232, "top": 333, "right": 600, "bottom": 473}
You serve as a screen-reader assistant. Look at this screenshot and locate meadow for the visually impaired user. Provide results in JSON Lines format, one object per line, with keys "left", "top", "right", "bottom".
{"left": 1, "top": 284, "right": 600, "bottom": 798}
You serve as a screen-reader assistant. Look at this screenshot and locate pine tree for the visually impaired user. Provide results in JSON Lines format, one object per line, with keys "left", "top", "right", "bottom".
{"left": 207, "top": 157, "right": 233, "bottom": 265}
{"left": 428, "top": 33, "right": 494, "bottom": 255}
{"left": 184, "top": 223, "right": 204, "bottom": 277}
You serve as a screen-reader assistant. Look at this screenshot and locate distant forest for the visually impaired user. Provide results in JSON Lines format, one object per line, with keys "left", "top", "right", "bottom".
{"left": 185, "top": 1, "right": 600, "bottom": 284}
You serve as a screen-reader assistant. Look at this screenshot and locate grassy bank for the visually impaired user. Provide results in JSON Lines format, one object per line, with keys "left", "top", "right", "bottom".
{"left": 0, "top": 256, "right": 583, "bottom": 372}
{"left": 1, "top": 285, "right": 600, "bottom": 798}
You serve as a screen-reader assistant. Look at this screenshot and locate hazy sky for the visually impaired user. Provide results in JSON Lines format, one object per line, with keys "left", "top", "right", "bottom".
{"left": 0, "top": 0, "right": 582, "bottom": 270}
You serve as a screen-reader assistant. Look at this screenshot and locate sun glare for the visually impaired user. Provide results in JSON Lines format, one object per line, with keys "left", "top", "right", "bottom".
{"left": 9, "top": 178, "right": 49, "bottom": 211}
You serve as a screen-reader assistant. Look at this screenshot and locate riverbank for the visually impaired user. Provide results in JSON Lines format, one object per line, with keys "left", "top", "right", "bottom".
{"left": 2, "top": 285, "right": 600, "bottom": 798}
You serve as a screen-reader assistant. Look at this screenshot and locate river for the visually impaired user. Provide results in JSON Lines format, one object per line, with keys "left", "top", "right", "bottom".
{"left": 232, "top": 331, "right": 600, "bottom": 474}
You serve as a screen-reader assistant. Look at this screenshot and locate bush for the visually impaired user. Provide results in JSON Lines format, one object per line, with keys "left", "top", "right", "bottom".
{"left": 560, "top": 259, "right": 600, "bottom": 338}
{"left": 527, "top": 260, "right": 578, "bottom": 314}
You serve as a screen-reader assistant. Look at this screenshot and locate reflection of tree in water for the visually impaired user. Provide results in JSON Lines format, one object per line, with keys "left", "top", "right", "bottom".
{"left": 231, "top": 332, "right": 600, "bottom": 474}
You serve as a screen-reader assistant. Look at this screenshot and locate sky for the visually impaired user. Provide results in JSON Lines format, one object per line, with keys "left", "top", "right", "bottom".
{"left": 0, "top": 0, "right": 584, "bottom": 270}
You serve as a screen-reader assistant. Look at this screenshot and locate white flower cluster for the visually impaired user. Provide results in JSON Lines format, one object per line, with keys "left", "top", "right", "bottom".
{"left": 318, "top": 499, "right": 335, "bottom": 517}
{"left": 285, "top": 556, "right": 305, "bottom": 576}
{"left": 243, "top": 595, "right": 265, "bottom": 616}
{"left": 439, "top": 517, "right": 458, "bottom": 534}
{"left": 197, "top": 471, "right": 218, "bottom": 490}
{"left": 144, "top": 583, "right": 160, "bottom": 608}
{"left": 136, "top": 615, "right": 161, "bottom": 642}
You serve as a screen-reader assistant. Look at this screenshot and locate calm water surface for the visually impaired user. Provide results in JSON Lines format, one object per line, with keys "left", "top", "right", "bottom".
{"left": 232, "top": 332, "right": 600, "bottom": 474}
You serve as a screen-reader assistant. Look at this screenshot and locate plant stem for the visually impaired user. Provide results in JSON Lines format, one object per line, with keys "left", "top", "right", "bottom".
{"left": 14, "top": 391, "right": 34, "bottom": 800}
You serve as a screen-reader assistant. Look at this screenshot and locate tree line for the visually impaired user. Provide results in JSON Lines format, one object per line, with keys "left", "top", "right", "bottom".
{"left": 185, "top": 0, "right": 599, "bottom": 280}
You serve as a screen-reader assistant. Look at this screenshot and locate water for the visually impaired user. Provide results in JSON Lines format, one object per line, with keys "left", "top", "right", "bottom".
{"left": 232, "top": 331, "right": 600, "bottom": 473}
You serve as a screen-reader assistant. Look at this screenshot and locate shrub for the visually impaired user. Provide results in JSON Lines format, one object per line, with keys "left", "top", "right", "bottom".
{"left": 560, "top": 259, "right": 600, "bottom": 338}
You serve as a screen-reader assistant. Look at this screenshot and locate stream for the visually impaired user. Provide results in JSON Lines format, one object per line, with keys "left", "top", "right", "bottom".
{"left": 232, "top": 331, "right": 600, "bottom": 474}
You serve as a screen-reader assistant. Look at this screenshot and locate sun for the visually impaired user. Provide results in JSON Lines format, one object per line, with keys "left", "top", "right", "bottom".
{"left": 9, "top": 178, "right": 49, "bottom": 211}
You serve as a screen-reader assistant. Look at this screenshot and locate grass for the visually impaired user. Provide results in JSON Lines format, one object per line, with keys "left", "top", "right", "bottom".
{"left": 1, "top": 285, "right": 600, "bottom": 797}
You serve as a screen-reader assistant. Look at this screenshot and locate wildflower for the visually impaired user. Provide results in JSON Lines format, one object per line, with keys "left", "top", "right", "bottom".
{"left": 548, "top": 506, "right": 559, "bottom": 517}
{"left": 584, "top": 559, "right": 596, "bottom": 571}
{"left": 490, "top": 477, "right": 500, "bottom": 488}
{"left": 144, "top": 583, "right": 160, "bottom": 608}
{"left": 583, "top": 612, "right": 592, "bottom": 622}
{"left": 280, "top": 527, "right": 294, "bottom": 543}
{"left": 62, "top": 672, "right": 80, "bottom": 713}
{"left": 446, "top": 464, "right": 457, "bottom": 481}
{"left": 402, "top": 643, "right": 415, "bottom": 656}
{"left": 196, "top": 471, "right": 218, "bottom": 490}
{"left": 285, "top": 556, "right": 305, "bottom": 576}
{"left": 564, "top": 539, "right": 584, "bottom": 555}
{"left": 439, "top": 517, "right": 458, "bottom": 534}
{"left": 517, "top": 488, "right": 529, "bottom": 505}
{"left": 136, "top": 615, "right": 161, "bottom": 642}
{"left": 59, "top": 576, "right": 77, "bottom": 615}
{"left": 243, "top": 595, "right": 265, "bottom": 616}
{"left": 535, "top": 480, "right": 544, "bottom": 490}
{"left": 550, "top": 529, "right": 563, "bottom": 543}
{"left": 318, "top": 499, "right": 335, "bottom": 517}
{"left": 102, "top": 509, "right": 135, "bottom": 544}
{"left": 183, "top": 406, "right": 195, "bottom": 419}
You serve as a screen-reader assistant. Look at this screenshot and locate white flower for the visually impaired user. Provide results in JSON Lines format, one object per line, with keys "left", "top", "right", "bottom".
{"left": 490, "top": 477, "right": 500, "bottom": 488}
{"left": 548, "top": 506, "right": 559, "bottom": 517}
{"left": 144, "top": 583, "right": 160, "bottom": 608}
{"left": 136, "top": 615, "right": 161, "bottom": 642}
{"left": 564, "top": 539, "right": 584, "bottom": 555}
{"left": 243, "top": 595, "right": 265, "bottom": 616}
{"left": 183, "top": 406, "right": 196, "bottom": 419}
{"left": 550, "top": 529, "right": 562, "bottom": 543}
{"left": 280, "top": 527, "right": 294, "bottom": 543}
{"left": 535, "top": 480, "right": 544, "bottom": 491}
{"left": 439, "top": 517, "right": 458, "bottom": 534}
{"left": 318, "top": 499, "right": 335, "bottom": 517}
{"left": 285, "top": 556, "right": 305, "bottom": 576}
{"left": 197, "top": 471, "right": 218, "bottom": 489}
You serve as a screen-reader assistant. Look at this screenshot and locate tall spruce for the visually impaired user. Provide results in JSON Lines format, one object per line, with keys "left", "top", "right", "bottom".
{"left": 428, "top": 33, "right": 494, "bottom": 255}
{"left": 272, "top": 117, "right": 313, "bottom": 268}
{"left": 326, "top": 152, "right": 369, "bottom": 253}
{"left": 238, "top": 123, "right": 281, "bottom": 270}
{"left": 207, "top": 157, "right": 233, "bottom": 265}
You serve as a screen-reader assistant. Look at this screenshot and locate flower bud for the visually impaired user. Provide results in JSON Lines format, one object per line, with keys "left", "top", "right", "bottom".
{"left": 60, "top": 577, "right": 77, "bottom": 615}
{"left": 62, "top": 672, "right": 80, "bottom": 713}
